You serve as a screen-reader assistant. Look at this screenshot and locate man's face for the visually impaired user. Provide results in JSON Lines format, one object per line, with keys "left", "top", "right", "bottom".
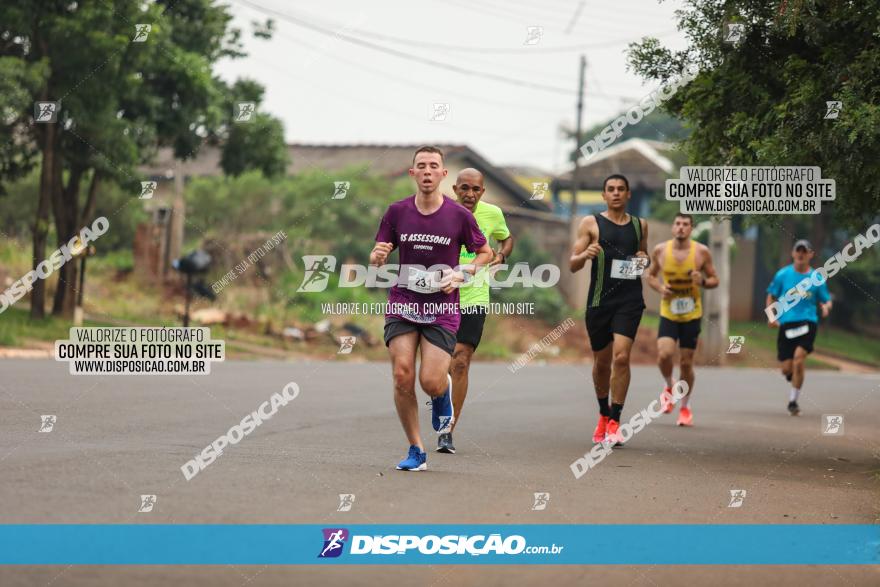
{"left": 792, "top": 246, "right": 814, "bottom": 265}
{"left": 603, "top": 179, "right": 630, "bottom": 209}
{"left": 672, "top": 217, "right": 693, "bottom": 240}
{"left": 409, "top": 152, "right": 447, "bottom": 194}
{"left": 453, "top": 173, "right": 485, "bottom": 211}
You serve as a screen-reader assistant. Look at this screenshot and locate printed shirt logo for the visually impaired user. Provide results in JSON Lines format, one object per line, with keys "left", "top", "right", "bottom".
{"left": 400, "top": 233, "right": 452, "bottom": 246}
{"left": 318, "top": 528, "right": 349, "bottom": 558}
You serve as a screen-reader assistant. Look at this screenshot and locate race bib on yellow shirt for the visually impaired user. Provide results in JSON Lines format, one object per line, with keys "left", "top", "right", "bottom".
{"left": 670, "top": 296, "right": 696, "bottom": 315}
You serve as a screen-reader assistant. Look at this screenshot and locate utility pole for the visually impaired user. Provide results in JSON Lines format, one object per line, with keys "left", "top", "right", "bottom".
{"left": 702, "top": 217, "right": 731, "bottom": 362}
{"left": 568, "top": 55, "right": 586, "bottom": 223}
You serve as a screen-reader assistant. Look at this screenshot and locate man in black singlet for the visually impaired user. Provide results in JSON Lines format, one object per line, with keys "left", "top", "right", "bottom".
{"left": 569, "top": 174, "right": 649, "bottom": 448}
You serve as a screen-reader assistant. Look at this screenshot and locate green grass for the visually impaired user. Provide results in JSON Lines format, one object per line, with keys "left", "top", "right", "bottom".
{"left": 0, "top": 306, "right": 116, "bottom": 346}
{"left": 729, "top": 319, "right": 879, "bottom": 367}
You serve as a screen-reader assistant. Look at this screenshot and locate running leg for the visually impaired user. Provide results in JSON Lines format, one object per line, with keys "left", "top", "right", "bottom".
{"left": 449, "top": 342, "right": 474, "bottom": 431}
{"left": 389, "top": 331, "right": 421, "bottom": 449}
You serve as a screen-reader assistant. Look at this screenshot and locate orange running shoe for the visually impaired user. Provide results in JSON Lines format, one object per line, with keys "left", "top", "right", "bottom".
{"left": 660, "top": 386, "right": 674, "bottom": 414}
{"left": 604, "top": 419, "right": 624, "bottom": 447}
{"left": 592, "top": 415, "right": 609, "bottom": 443}
{"left": 676, "top": 406, "right": 693, "bottom": 427}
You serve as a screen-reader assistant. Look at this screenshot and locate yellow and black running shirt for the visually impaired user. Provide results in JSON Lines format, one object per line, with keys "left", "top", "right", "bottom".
{"left": 659, "top": 240, "right": 702, "bottom": 322}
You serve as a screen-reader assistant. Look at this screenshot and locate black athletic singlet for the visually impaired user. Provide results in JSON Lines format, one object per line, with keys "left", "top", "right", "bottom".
{"left": 586, "top": 213, "right": 645, "bottom": 308}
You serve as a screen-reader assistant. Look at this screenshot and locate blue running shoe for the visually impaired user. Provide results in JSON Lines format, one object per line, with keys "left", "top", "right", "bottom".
{"left": 431, "top": 374, "right": 454, "bottom": 434}
{"left": 396, "top": 445, "right": 427, "bottom": 471}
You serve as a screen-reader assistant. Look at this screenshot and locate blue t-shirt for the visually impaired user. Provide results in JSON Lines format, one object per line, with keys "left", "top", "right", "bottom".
{"left": 766, "top": 264, "right": 831, "bottom": 324}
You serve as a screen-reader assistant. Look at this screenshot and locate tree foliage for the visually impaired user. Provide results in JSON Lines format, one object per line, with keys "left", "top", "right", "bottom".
{"left": 627, "top": 0, "right": 880, "bottom": 228}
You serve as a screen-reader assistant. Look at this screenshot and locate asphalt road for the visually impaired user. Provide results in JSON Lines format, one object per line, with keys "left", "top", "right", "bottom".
{"left": 0, "top": 358, "right": 878, "bottom": 586}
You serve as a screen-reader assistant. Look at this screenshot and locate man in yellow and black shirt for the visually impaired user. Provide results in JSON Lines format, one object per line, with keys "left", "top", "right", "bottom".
{"left": 647, "top": 213, "right": 719, "bottom": 427}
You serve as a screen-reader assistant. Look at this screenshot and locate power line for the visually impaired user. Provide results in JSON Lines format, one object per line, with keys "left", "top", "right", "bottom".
{"left": 236, "top": 0, "right": 579, "bottom": 96}
{"left": 265, "top": 26, "right": 576, "bottom": 114}
{"left": 240, "top": 0, "right": 674, "bottom": 55}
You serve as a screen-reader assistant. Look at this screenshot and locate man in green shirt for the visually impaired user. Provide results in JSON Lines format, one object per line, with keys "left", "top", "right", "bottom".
{"left": 438, "top": 168, "right": 514, "bottom": 454}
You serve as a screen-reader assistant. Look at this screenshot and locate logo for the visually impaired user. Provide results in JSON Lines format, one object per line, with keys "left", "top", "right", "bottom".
{"left": 337, "top": 494, "right": 355, "bottom": 512}
{"left": 530, "top": 182, "right": 548, "bottom": 200}
{"left": 822, "top": 414, "right": 844, "bottom": 435}
{"left": 38, "top": 415, "right": 56, "bottom": 432}
{"left": 726, "top": 336, "right": 745, "bottom": 354}
{"left": 429, "top": 102, "right": 450, "bottom": 122}
{"left": 337, "top": 336, "right": 356, "bottom": 354}
{"left": 728, "top": 489, "right": 746, "bottom": 508}
{"left": 332, "top": 181, "right": 350, "bottom": 200}
{"left": 133, "top": 24, "right": 152, "bottom": 42}
{"left": 318, "top": 528, "right": 349, "bottom": 558}
{"left": 524, "top": 26, "right": 544, "bottom": 45}
{"left": 824, "top": 100, "right": 842, "bottom": 120}
{"left": 531, "top": 492, "right": 550, "bottom": 511}
{"left": 723, "top": 22, "right": 745, "bottom": 45}
{"left": 235, "top": 102, "right": 256, "bottom": 122}
{"left": 34, "top": 102, "right": 60, "bottom": 123}
{"left": 140, "top": 181, "right": 157, "bottom": 200}
{"left": 138, "top": 494, "right": 157, "bottom": 512}
{"left": 297, "top": 255, "right": 337, "bottom": 292}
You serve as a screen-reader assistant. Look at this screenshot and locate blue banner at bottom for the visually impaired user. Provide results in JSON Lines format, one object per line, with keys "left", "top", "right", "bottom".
{"left": 2, "top": 524, "right": 878, "bottom": 565}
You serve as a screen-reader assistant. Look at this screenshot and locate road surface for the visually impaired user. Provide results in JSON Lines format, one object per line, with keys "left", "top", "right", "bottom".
{"left": 0, "top": 359, "right": 878, "bottom": 586}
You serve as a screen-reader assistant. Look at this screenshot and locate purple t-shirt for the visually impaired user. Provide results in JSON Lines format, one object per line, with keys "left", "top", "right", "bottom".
{"left": 375, "top": 194, "right": 486, "bottom": 332}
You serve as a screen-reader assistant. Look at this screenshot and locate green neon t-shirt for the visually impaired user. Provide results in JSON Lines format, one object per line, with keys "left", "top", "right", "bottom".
{"left": 458, "top": 200, "right": 510, "bottom": 307}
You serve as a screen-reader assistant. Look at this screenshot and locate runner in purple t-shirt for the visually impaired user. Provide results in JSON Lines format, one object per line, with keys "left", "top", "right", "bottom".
{"left": 370, "top": 146, "right": 491, "bottom": 471}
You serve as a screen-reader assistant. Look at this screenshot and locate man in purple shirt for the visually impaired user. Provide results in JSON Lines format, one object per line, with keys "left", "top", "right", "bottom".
{"left": 370, "top": 146, "right": 492, "bottom": 471}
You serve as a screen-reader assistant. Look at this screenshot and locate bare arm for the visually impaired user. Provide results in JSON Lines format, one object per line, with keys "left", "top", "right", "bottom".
{"left": 370, "top": 242, "right": 394, "bottom": 266}
{"left": 491, "top": 235, "right": 514, "bottom": 267}
{"left": 444, "top": 242, "right": 494, "bottom": 294}
{"left": 471, "top": 241, "right": 494, "bottom": 272}
{"left": 646, "top": 243, "right": 667, "bottom": 294}
{"left": 570, "top": 216, "right": 599, "bottom": 273}
{"left": 632, "top": 217, "right": 650, "bottom": 270}
{"left": 695, "top": 244, "right": 719, "bottom": 289}
{"left": 639, "top": 218, "right": 649, "bottom": 255}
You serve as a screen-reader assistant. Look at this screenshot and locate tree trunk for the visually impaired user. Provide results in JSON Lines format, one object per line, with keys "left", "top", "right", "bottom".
{"left": 30, "top": 117, "right": 54, "bottom": 319}
{"left": 51, "top": 164, "right": 83, "bottom": 317}
{"left": 81, "top": 170, "right": 100, "bottom": 224}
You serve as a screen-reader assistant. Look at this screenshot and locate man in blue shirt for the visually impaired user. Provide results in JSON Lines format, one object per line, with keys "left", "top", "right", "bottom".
{"left": 765, "top": 239, "right": 833, "bottom": 416}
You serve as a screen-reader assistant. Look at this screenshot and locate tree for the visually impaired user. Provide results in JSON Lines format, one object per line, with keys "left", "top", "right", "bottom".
{"left": 627, "top": 0, "right": 880, "bottom": 228}
{"left": 0, "top": 1, "right": 285, "bottom": 318}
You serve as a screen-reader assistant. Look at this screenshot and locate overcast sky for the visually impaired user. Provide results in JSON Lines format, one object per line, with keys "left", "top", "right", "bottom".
{"left": 217, "top": 0, "right": 688, "bottom": 173}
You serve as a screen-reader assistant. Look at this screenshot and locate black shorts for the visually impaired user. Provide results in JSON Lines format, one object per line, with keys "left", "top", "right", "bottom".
{"left": 777, "top": 320, "right": 818, "bottom": 361}
{"left": 384, "top": 318, "right": 457, "bottom": 356}
{"left": 658, "top": 316, "right": 702, "bottom": 349}
{"left": 456, "top": 306, "right": 488, "bottom": 350}
{"left": 585, "top": 302, "right": 645, "bottom": 351}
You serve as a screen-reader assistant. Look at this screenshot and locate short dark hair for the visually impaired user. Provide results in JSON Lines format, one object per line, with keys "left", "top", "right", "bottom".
{"left": 674, "top": 213, "right": 694, "bottom": 225}
{"left": 412, "top": 145, "right": 444, "bottom": 165}
{"left": 603, "top": 174, "right": 629, "bottom": 191}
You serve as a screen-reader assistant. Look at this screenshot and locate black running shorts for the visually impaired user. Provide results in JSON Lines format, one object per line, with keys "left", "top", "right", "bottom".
{"left": 456, "top": 306, "right": 488, "bottom": 350}
{"left": 585, "top": 302, "right": 645, "bottom": 351}
{"left": 384, "top": 317, "right": 457, "bottom": 356}
{"left": 776, "top": 320, "right": 817, "bottom": 361}
{"left": 658, "top": 316, "right": 702, "bottom": 349}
